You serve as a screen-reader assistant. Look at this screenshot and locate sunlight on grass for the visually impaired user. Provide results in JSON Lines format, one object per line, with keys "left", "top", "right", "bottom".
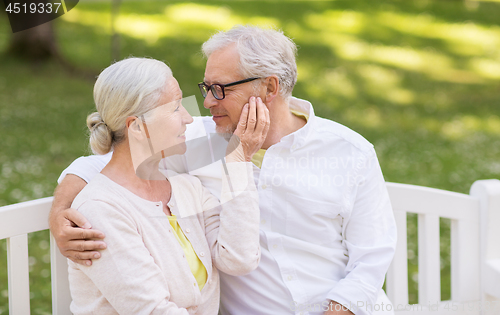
{"left": 296, "top": 9, "right": 500, "bottom": 84}
{"left": 116, "top": 15, "right": 175, "bottom": 45}
{"left": 370, "top": 45, "right": 484, "bottom": 83}
{"left": 470, "top": 58, "right": 500, "bottom": 79}
{"left": 357, "top": 64, "right": 415, "bottom": 105}
{"left": 61, "top": 9, "right": 111, "bottom": 33}
{"left": 61, "top": 3, "right": 500, "bottom": 86}
{"left": 346, "top": 106, "right": 383, "bottom": 128}
{"left": 305, "top": 10, "right": 366, "bottom": 35}
{"left": 164, "top": 3, "right": 239, "bottom": 29}
{"left": 323, "top": 67, "right": 358, "bottom": 99}
{"left": 377, "top": 11, "right": 500, "bottom": 56}
{"left": 62, "top": 3, "right": 279, "bottom": 45}
{"left": 441, "top": 115, "right": 500, "bottom": 139}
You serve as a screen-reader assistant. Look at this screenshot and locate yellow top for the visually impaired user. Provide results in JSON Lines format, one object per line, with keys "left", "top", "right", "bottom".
{"left": 251, "top": 109, "right": 309, "bottom": 168}
{"left": 290, "top": 109, "right": 309, "bottom": 122}
{"left": 168, "top": 215, "right": 207, "bottom": 291}
{"left": 251, "top": 149, "right": 267, "bottom": 168}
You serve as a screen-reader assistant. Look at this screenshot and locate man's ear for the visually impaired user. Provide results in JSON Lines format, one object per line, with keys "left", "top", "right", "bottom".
{"left": 126, "top": 116, "right": 145, "bottom": 141}
{"left": 265, "top": 75, "right": 280, "bottom": 104}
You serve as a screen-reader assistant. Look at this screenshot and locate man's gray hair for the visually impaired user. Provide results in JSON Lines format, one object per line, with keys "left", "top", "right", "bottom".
{"left": 202, "top": 25, "right": 298, "bottom": 98}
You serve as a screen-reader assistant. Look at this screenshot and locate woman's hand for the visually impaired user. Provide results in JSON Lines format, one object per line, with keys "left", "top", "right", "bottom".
{"left": 226, "top": 96, "right": 270, "bottom": 163}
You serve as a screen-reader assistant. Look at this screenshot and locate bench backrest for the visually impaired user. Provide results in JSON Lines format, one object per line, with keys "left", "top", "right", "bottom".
{"left": 1, "top": 180, "right": 499, "bottom": 314}
{"left": 0, "top": 197, "right": 71, "bottom": 315}
{"left": 385, "top": 179, "right": 500, "bottom": 315}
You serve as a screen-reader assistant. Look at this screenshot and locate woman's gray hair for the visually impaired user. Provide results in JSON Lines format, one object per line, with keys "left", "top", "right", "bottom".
{"left": 202, "top": 25, "right": 298, "bottom": 98}
{"left": 87, "top": 57, "right": 173, "bottom": 155}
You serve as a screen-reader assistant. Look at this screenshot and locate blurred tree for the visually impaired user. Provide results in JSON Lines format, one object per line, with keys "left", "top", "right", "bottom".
{"left": 5, "top": 0, "right": 61, "bottom": 61}
{"left": 6, "top": 21, "right": 59, "bottom": 61}
{"left": 4, "top": 0, "right": 94, "bottom": 79}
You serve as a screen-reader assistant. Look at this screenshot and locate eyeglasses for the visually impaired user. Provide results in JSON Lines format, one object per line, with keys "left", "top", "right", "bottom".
{"left": 198, "top": 77, "right": 260, "bottom": 100}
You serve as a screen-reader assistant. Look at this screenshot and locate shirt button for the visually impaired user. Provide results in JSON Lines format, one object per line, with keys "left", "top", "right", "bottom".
{"left": 273, "top": 244, "right": 278, "bottom": 249}
{"left": 261, "top": 184, "right": 267, "bottom": 190}
{"left": 261, "top": 219, "right": 266, "bottom": 224}
{"left": 200, "top": 252, "right": 205, "bottom": 257}
{"left": 185, "top": 228, "right": 191, "bottom": 233}
{"left": 292, "top": 144, "right": 297, "bottom": 150}
{"left": 287, "top": 275, "right": 293, "bottom": 281}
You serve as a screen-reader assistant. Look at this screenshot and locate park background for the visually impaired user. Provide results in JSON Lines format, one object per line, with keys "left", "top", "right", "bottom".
{"left": 0, "top": 0, "right": 499, "bottom": 313}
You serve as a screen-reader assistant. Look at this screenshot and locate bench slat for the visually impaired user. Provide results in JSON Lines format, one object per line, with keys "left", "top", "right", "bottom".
{"left": 386, "top": 210, "right": 409, "bottom": 305}
{"left": 7, "top": 234, "right": 31, "bottom": 314}
{"left": 50, "top": 233, "right": 72, "bottom": 314}
{"left": 451, "top": 217, "right": 480, "bottom": 301}
{"left": 418, "top": 213, "right": 441, "bottom": 304}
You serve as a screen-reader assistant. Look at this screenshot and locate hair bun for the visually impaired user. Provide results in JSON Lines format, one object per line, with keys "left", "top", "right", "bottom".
{"left": 87, "top": 112, "right": 113, "bottom": 155}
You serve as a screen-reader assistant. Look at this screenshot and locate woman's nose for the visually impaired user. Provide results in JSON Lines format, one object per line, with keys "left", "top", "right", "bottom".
{"left": 183, "top": 107, "right": 194, "bottom": 124}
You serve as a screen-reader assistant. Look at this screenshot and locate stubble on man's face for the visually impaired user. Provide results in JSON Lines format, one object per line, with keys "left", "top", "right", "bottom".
{"left": 216, "top": 122, "right": 237, "bottom": 141}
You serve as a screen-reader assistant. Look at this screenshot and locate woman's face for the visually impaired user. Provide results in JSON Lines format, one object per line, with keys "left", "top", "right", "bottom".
{"left": 141, "top": 77, "right": 194, "bottom": 156}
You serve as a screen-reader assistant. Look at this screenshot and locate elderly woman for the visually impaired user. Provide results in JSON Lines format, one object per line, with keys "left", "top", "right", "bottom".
{"left": 68, "top": 57, "right": 269, "bottom": 314}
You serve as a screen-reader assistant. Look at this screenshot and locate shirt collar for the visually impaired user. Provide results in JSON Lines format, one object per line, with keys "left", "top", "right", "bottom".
{"left": 281, "top": 97, "right": 316, "bottom": 152}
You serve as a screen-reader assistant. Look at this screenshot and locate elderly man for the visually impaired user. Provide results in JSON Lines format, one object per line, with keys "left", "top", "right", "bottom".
{"left": 50, "top": 26, "right": 397, "bottom": 315}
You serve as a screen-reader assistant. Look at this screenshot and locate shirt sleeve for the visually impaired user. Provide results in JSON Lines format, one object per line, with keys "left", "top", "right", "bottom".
{"left": 57, "top": 153, "right": 112, "bottom": 184}
{"left": 326, "top": 149, "right": 397, "bottom": 315}
{"left": 201, "top": 161, "right": 261, "bottom": 276}
{"left": 71, "top": 199, "right": 189, "bottom": 315}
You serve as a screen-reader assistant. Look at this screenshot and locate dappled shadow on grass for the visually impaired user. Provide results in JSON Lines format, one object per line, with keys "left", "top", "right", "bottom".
{"left": 59, "top": 1, "right": 500, "bottom": 133}
{"left": 0, "top": 57, "right": 96, "bottom": 206}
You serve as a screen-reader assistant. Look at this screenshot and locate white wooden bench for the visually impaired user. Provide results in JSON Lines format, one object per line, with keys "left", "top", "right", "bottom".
{"left": 0, "top": 197, "right": 70, "bottom": 315}
{"left": 1, "top": 180, "right": 499, "bottom": 314}
{"left": 385, "top": 179, "right": 500, "bottom": 315}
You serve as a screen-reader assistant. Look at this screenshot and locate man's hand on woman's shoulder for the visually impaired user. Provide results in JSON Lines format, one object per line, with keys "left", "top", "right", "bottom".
{"left": 49, "top": 174, "right": 107, "bottom": 266}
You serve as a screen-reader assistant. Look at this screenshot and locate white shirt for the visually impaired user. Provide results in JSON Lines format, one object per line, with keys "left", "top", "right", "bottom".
{"left": 59, "top": 97, "right": 397, "bottom": 315}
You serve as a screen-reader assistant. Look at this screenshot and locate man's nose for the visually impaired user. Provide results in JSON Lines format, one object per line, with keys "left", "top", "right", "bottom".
{"left": 203, "top": 90, "right": 218, "bottom": 109}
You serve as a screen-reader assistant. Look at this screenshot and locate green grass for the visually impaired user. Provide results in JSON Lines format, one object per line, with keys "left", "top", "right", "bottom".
{"left": 1, "top": 0, "right": 500, "bottom": 313}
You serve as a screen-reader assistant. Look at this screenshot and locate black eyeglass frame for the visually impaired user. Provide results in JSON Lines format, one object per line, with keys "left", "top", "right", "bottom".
{"left": 198, "top": 77, "right": 261, "bottom": 100}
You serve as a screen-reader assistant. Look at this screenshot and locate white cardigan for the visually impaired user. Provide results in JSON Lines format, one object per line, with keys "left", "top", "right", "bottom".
{"left": 68, "top": 162, "right": 260, "bottom": 315}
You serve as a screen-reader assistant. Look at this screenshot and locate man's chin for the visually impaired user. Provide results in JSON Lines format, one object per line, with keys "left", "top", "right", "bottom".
{"left": 215, "top": 124, "right": 236, "bottom": 141}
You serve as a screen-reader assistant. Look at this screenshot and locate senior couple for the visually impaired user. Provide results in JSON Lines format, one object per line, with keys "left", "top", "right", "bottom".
{"left": 50, "top": 25, "right": 397, "bottom": 315}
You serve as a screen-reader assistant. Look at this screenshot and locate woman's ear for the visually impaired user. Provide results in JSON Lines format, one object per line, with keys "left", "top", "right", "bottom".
{"left": 265, "top": 75, "right": 280, "bottom": 104}
{"left": 126, "top": 116, "right": 145, "bottom": 141}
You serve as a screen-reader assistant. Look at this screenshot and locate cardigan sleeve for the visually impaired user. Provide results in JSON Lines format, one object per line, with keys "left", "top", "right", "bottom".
{"left": 70, "top": 199, "right": 190, "bottom": 315}
{"left": 202, "top": 161, "right": 261, "bottom": 276}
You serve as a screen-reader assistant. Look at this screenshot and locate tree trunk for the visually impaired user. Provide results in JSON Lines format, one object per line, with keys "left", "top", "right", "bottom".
{"left": 7, "top": 21, "right": 59, "bottom": 61}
